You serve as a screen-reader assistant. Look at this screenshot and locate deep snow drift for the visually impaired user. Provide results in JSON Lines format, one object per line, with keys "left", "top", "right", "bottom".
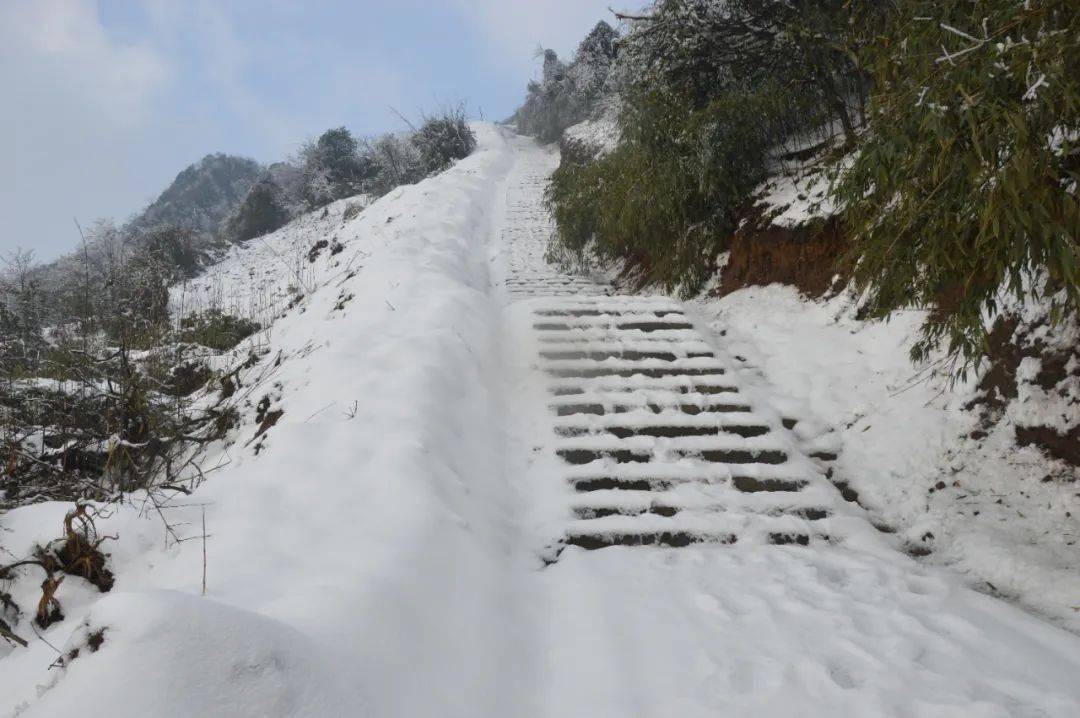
{"left": 1, "top": 125, "right": 1079, "bottom": 718}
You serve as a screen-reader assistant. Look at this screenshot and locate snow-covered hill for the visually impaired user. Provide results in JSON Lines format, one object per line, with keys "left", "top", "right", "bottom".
{"left": 2, "top": 124, "right": 1079, "bottom": 718}
{"left": 1, "top": 124, "right": 516, "bottom": 717}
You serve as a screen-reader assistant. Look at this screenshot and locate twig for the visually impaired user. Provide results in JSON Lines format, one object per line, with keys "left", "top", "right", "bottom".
{"left": 201, "top": 507, "right": 207, "bottom": 597}
{"left": 304, "top": 402, "right": 335, "bottom": 422}
{"left": 388, "top": 106, "right": 418, "bottom": 132}
{"left": 30, "top": 622, "right": 62, "bottom": 655}
{"left": 344, "top": 400, "right": 359, "bottom": 420}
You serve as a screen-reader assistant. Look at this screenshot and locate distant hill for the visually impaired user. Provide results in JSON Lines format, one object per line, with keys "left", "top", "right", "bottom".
{"left": 32, "top": 154, "right": 263, "bottom": 289}
{"left": 128, "top": 153, "right": 263, "bottom": 238}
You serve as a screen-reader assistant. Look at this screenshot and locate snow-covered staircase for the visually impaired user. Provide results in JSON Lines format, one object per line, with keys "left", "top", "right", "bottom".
{"left": 528, "top": 296, "right": 845, "bottom": 556}
{"left": 498, "top": 152, "right": 610, "bottom": 300}
{"left": 494, "top": 132, "right": 849, "bottom": 559}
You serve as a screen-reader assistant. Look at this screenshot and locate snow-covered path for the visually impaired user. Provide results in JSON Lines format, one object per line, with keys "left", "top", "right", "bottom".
{"left": 490, "top": 131, "right": 1080, "bottom": 717}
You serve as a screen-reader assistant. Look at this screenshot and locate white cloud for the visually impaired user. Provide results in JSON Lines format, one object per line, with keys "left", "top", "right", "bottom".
{"left": 0, "top": 0, "right": 169, "bottom": 259}
{"left": 0, "top": 0, "right": 167, "bottom": 126}
{"left": 454, "top": 0, "right": 633, "bottom": 80}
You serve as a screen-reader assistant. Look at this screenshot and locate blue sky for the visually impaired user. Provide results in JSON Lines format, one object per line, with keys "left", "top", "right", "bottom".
{"left": 2, "top": 0, "right": 622, "bottom": 261}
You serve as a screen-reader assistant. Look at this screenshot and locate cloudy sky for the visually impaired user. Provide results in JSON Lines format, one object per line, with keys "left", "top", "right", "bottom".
{"left": 2, "top": 0, "right": 623, "bottom": 261}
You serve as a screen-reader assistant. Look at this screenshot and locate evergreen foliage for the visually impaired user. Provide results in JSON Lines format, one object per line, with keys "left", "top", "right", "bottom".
{"left": 227, "top": 175, "right": 292, "bottom": 243}
{"left": 836, "top": 0, "right": 1080, "bottom": 367}
{"left": 544, "top": 1, "right": 870, "bottom": 293}
{"left": 547, "top": 85, "right": 783, "bottom": 291}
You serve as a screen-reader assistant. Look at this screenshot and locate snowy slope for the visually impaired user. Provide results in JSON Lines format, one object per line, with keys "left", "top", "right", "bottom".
{"left": 0, "top": 124, "right": 523, "bottom": 717}
{"left": 1, "top": 126, "right": 1079, "bottom": 718}
{"left": 690, "top": 271, "right": 1080, "bottom": 636}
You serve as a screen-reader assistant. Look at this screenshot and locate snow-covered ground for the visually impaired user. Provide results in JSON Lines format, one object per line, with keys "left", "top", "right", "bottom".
{"left": 688, "top": 286, "right": 1080, "bottom": 634}
{"left": 1, "top": 124, "right": 520, "bottom": 717}
{"left": 2, "top": 125, "right": 1079, "bottom": 717}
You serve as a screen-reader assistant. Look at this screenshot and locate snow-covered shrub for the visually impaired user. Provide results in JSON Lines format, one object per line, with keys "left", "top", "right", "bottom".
{"left": 299, "top": 127, "right": 376, "bottom": 209}
{"left": 412, "top": 105, "right": 477, "bottom": 175}
{"left": 368, "top": 133, "right": 424, "bottom": 195}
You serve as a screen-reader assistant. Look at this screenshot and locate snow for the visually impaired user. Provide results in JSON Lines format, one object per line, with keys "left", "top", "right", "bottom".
{"left": 25, "top": 591, "right": 362, "bottom": 718}
{"left": 688, "top": 285, "right": 1080, "bottom": 634}
{"left": 561, "top": 104, "right": 621, "bottom": 157}
{"left": 753, "top": 160, "right": 838, "bottom": 228}
{"left": 2, "top": 124, "right": 523, "bottom": 717}
{"left": 2, "top": 125, "right": 1080, "bottom": 717}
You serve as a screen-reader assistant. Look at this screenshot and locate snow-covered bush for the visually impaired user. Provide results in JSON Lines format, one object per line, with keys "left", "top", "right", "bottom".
{"left": 412, "top": 105, "right": 477, "bottom": 175}
{"left": 0, "top": 242, "right": 251, "bottom": 510}
{"left": 299, "top": 127, "right": 376, "bottom": 209}
{"left": 544, "top": 1, "right": 871, "bottom": 294}
{"left": 368, "top": 133, "right": 424, "bottom": 195}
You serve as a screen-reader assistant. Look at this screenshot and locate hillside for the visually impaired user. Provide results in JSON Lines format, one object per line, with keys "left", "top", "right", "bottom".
{"left": 127, "top": 153, "right": 262, "bottom": 238}
{"left": 529, "top": 10, "right": 1080, "bottom": 635}
{"left": 1, "top": 124, "right": 1079, "bottom": 717}
{"left": 2, "top": 2, "right": 1078, "bottom": 715}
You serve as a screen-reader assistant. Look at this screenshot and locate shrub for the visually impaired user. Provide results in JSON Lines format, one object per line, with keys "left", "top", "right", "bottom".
{"left": 412, "top": 105, "right": 477, "bottom": 175}
{"left": 227, "top": 175, "right": 292, "bottom": 242}
{"left": 547, "top": 84, "right": 783, "bottom": 293}
{"left": 300, "top": 127, "right": 375, "bottom": 209}
{"left": 544, "top": 0, "right": 873, "bottom": 293}
{"left": 367, "top": 133, "right": 424, "bottom": 196}
{"left": 179, "top": 309, "right": 260, "bottom": 351}
{"left": 834, "top": 0, "right": 1080, "bottom": 367}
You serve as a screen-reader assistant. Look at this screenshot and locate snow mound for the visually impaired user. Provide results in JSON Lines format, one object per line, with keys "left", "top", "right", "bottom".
{"left": 17, "top": 591, "right": 362, "bottom": 718}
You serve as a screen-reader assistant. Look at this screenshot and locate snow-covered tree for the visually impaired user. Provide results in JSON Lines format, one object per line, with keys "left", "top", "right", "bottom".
{"left": 516, "top": 21, "right": 621, "bottom": 143}
{"left": 300, "top": 127, "right": 375, "bottom": 209}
